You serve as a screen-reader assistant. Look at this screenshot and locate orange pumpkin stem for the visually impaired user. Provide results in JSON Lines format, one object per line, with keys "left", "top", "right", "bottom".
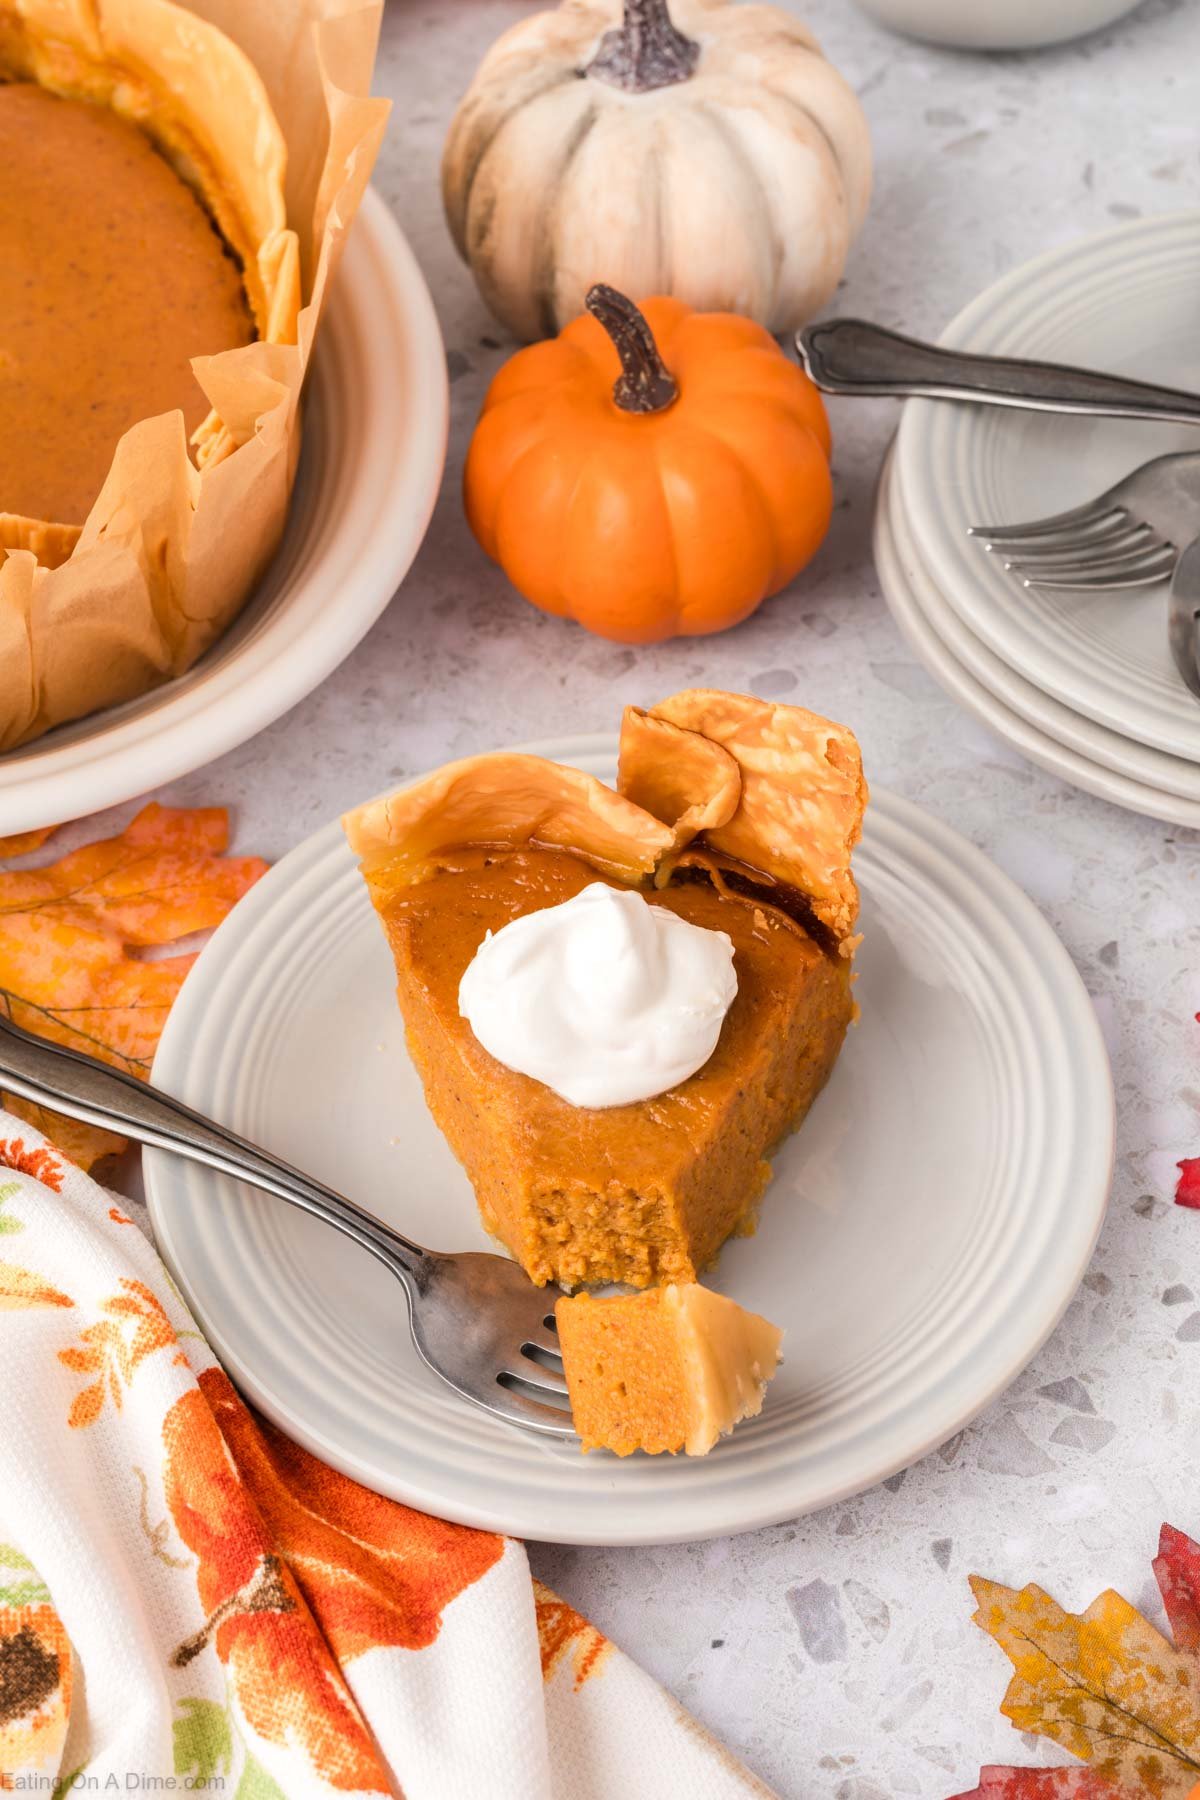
{"left": 585, "top": 0, "right": 699, "bottom": 94}
{"left": 586, "top": 285, "right": 678, "bottom": 416}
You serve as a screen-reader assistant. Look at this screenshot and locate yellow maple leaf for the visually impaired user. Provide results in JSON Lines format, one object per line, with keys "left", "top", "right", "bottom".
{"left": 971, "top": 1575, "right": 1200, "bottom": 1799}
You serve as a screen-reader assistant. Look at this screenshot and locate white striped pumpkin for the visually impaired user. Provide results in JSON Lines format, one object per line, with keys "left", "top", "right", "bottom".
{"left": 442, "top": 0, "right": 872, "bottom": 342}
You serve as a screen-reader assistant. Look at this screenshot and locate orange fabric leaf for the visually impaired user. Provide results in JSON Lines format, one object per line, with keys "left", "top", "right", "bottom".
{"left": 67, "top": 1384, "right": 105, "bottom": 1430}
{"left": 162, "top": 1384, "right": 391, "bottom": 1795}
{"left": 4, "top": 1101, "right": 126, "bottom": 1173}
{"left": 196, "top": 1366, "right": 505, "bottom": 1661}
{"left": 0, "top": 804, "right": 267, "bottom": 1169}
{"left": 533, "top": 1577, "right": 608, "bottom": 1690}
{"left": 968, "top": 1537, "right": 1200, "bottom": 1800}
{"left": 0, "top": 1138, "right": 64, "bottom": 1192}
{"left": 57, "top": 1279, "right": 183, "bottom": 1427}
{"left": 0, "top": 1261, "right": 72, "bottom": 1311}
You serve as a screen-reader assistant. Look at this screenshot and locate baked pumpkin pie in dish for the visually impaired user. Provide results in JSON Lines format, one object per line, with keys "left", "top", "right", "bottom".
{"left": 0, "top": 0, "right": 298, "bottom": 572}
{"left": 555, "top": 1284, "right": 783, "bottom": 1457}
{"left": 0, "top": 83, "right": 254, "bottom": 560}
{"left": 344, "top": 689, "right": 867, "bottom": 1291}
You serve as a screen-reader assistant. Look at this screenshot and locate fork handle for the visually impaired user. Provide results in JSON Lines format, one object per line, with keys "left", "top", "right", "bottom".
{"left": 797, "top": 319, "right": 1200, "bottom": 425}
{"left": 0, "top": 1014, "right": 430, "bottom": 1289}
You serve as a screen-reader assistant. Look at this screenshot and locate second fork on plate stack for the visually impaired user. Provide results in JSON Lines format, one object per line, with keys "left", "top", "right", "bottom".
{"left": 872, "top": 213, "right": 1200, "bottom": 826}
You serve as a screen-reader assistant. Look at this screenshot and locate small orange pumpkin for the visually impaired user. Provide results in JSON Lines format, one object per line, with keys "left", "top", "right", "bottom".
{"left": 463, "top": 285, "right": 833, "bottom": 643}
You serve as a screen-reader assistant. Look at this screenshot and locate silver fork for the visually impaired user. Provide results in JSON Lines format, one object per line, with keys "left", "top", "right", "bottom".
{"left": 798, "top": 319, "right": 1200, "bottom": 426}
{"left": 0, "top": 1013, "right": 574, "bottom": 1439}
{"left": 1169, "top": 535, "right": 1200, "bottom": 701}
{"left": 967, "top": 451, "right": 1200, "bottom": 590}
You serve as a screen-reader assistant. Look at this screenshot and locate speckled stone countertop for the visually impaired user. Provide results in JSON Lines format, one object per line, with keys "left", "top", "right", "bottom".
{"left": 105, "top": 0, "right": 1200, "bottom": 1791}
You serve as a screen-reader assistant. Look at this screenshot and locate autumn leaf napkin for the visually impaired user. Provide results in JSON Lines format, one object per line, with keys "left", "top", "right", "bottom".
{"left": 0, "top": 1114, "right": 775, "bottom": 1798}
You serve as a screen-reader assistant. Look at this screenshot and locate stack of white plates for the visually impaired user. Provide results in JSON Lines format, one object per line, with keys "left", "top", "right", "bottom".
{"left": 873, "top": 212, "right": 1200, "bottom": 826}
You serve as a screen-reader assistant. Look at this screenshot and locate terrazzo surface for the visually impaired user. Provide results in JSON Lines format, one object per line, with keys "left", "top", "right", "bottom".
{"left": 77, "top": 0, "right": 1200, "bottom": 1790}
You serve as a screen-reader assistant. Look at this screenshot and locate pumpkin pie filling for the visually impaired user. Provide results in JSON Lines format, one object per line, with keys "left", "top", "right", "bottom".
{"left": 0, "top": 81, "right": 255, "bottom": 544}
{"left": 370, "top": 842, "right": 852, "bottom": 1288}
{"left": 555, "top": 1283, "right": 784, "bottom": 1457}
{"left": 345, "top": 689, "right": 868, "bottom": 1295}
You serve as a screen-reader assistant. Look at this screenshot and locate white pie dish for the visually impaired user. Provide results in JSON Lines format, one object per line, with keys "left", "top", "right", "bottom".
{"left": 0, "top": 188, "right": 448, "bottom": 835}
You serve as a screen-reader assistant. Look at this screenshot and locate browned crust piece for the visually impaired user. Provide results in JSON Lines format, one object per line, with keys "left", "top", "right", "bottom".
{"left": 617, "top": 705, "right": 741, "bottom": 860}
{"left": 629, "top": 689, "right": 868, "bottom": 944}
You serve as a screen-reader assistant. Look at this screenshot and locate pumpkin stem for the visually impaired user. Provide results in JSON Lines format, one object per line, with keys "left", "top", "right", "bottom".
{"left": 585, "top": 0, "right": 699, "bottom": 94}
{"left": 170, "top": 1554, "right": 294, "bottom": 1668}
{"left": 586, "top": 285, "right": 678, "bottom": 415}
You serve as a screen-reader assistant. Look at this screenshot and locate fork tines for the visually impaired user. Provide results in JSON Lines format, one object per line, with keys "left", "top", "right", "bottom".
{"left": 495, "top": 1309, "right": 574, "bottom": 1428}
{"left": 969, "top": 500, "right": 1176, "bottom": 590}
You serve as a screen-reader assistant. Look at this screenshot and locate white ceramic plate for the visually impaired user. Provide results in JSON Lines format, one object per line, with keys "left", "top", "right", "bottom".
{"left": 0, "top": 189, "right": 448, "bottom": 835}
{"left": 895, "top": 211, "right": 1200, "bottom": 761}
{"left": 145, "top": 738, "right": 1113, "bottom": 1545}
{"left": 877, "top": 450, "right": 1200, "bottom": 825}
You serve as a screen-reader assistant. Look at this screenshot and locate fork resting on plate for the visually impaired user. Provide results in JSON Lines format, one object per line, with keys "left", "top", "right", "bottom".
{"left": 796, "top": 320, "right": 1200, "bottom": 701}
{"left": 0, "top": 1012, "right": 575, "bottom": 1439}
{"left": 966, "top": 451, "right": 1200, "bottom": 592}
{"left": 967, "top": 452, "right": 1200, "bottom": 700}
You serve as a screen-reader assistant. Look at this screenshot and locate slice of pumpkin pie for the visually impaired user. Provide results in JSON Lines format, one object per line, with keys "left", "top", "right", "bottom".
{"left": 343, "top": 689, "right": 866, "bottom": 1290}
{"left": 555, "top": 1284, "right": 783, "bottom": 1457}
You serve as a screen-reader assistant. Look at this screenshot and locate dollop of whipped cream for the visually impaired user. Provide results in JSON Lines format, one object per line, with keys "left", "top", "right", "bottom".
{"left": 458, "top": 883, "right": 738, "bottom": 1109}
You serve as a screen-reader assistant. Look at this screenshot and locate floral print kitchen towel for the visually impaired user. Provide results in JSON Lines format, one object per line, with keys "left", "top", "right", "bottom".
{"left": 0, "top": 1116, "right": 774, "bottom": 1798}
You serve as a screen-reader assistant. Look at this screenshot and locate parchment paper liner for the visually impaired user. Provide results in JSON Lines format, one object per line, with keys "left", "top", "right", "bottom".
{"left": 0, "top": 0, "right": 389, "bottom": 752}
